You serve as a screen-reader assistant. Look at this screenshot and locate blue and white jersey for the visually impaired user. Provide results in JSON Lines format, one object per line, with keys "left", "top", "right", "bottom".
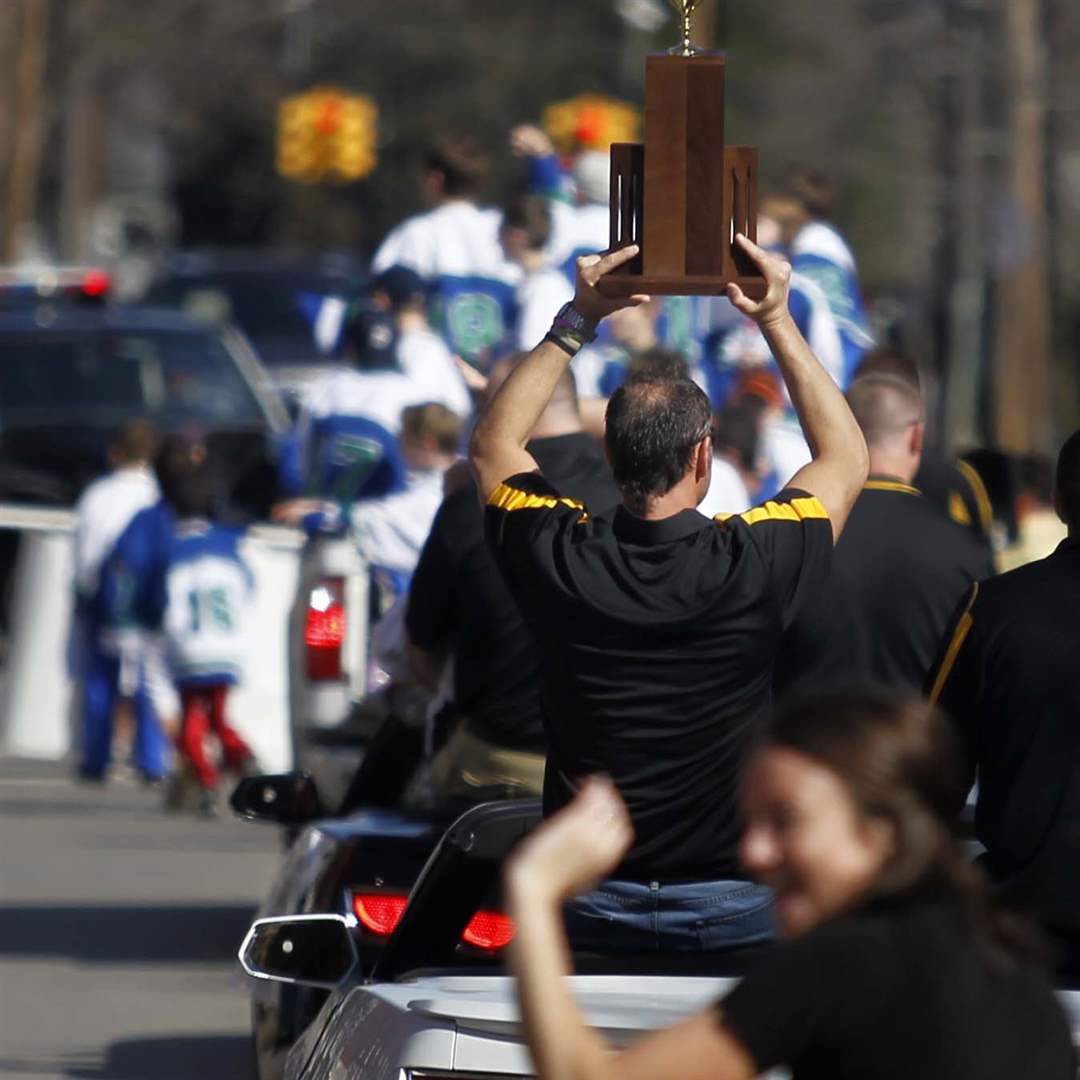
{"left": 525, "top": 153, "right": 610, "bottom": 284}
{"left": 709, "top": 271, "right": 844, "bottom": 408}
{"left": 515, "top": 268, "right": 574, "bottom": 350}
{"left": 291, "top": 341, "right": 468, "bottom": 503}
{"left": 571, "top": 341, "right": 710, "bottom": 403}
{"left": 73, "top": 465, "right": 160, "bottom": 607}
{"left": 548, "top": 203, "right": 612, "bottom": 286}
{"left": 372, "top": 201, "right": 522, "bottom": 370}
{"left": 790, "top": 221, "right": 874, "bottom": 384}
{"left": 162, "top": 521, "right": 253, "bottom": 688}
{"left": 94, "top": 501, "right": 175, "bottom": 650}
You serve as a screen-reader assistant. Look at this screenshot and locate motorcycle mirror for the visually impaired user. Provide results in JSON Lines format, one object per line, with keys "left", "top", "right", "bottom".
{"left": 230, "top": 772, "right": 324, "bottom": 825}
{"left": 239, "top": 914, "right": 357, "bottom": 989}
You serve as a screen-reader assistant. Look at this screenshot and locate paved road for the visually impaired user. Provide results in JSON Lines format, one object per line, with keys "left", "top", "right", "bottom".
{"left": 0, "top": 758, "right": 282, "bottom": 1080}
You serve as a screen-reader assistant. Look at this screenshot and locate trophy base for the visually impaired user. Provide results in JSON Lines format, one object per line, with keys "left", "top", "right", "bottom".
{"left": 597, "top": 272, "right": 767, "bottom": 300}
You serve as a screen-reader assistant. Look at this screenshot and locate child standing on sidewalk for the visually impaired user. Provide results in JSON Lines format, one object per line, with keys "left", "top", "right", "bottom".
{"left": 163, "top": 456, "right": 257, "bottom": 815}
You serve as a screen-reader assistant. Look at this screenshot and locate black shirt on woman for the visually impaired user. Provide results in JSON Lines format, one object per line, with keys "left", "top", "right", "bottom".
{"left": 721, "top": 895, "right": 1074, "bottom": 1079}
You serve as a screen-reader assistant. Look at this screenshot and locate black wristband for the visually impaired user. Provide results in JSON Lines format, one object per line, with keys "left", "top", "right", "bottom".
{"left": 544, "top": 330, "right": 581, "bottom": 357}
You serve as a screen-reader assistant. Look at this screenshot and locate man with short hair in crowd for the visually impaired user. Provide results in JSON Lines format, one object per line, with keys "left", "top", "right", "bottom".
{"left": 774, "top": 373, "right": 994, "bottom": 695}
{"left": 373, "top": 136, "right": 520, "bottom": 370}
{"left": 928, "top": 429, "right": 1080, "bottom": 963}
{"left": 283, "top": 265, "right": 470, "bottom": 508}
{"left": 403, "top": 357, "right": 618, "bottom": 803}
{"left": 74, "top": 420, "right": 167, "bottom": 784}
{"left": 855, "top": 344, "right": 994, "bottom": 548}
{"left": 469, "top": 237, "right": 868, "bottom": 951}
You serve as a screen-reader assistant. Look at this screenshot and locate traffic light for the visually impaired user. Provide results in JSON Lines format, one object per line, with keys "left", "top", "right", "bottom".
{"left": 334, "top": 95, "right": 378, "bottom": 182}
{"left": 542, "top": 94, "right": 642, "bottom": 154}
{"left": 277, "top": 87, "right": 378, "bottom": 184}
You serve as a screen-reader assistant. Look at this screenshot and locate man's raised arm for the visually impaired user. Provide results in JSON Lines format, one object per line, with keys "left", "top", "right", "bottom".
{"left": 728, "top": 234, "right": 869, "bottom": 539}
{"left": 469, "top": 245, "right": 649, "bottom": 501}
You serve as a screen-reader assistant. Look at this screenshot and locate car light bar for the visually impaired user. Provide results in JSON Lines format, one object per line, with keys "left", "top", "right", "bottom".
{"left": 351, "top": 891, "right": 408, "bottom": 936}
{"left": 461, "top": 909, "right": 516, "bottom": 950}
{"left": 407, "top": 1073, "right": 533, "bottom": 1079}
{"left": 349, "top": 890, "right": 516, "bottom": 950}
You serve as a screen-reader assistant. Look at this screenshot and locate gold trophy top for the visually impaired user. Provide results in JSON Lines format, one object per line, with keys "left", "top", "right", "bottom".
{"left": 667, "top": 0, "right": 705, "bottom": 57}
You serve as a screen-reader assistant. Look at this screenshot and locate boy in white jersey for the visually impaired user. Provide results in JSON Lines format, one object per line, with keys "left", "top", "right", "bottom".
{"left": 161, "top": 456, "right": 256, "bottom": 815}
{"left": 372, "top": 137, "right": 521, "bottom": 371}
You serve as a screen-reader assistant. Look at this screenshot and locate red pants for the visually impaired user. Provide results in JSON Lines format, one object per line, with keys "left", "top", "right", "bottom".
{"left": 177, "top": 684, "right": 252, "bottom": 790}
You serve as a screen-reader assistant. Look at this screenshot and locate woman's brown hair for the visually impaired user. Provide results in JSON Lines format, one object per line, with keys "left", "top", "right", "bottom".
{"left": 769, "top": 684, "right": 1037, "bottom": 962}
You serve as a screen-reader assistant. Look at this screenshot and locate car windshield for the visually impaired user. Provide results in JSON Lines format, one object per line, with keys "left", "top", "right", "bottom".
{"left": 145, "top": 273, "right": 353, "bottom": 365}
{"left": 0, "top": 329, "right": 265, "bottom": 430}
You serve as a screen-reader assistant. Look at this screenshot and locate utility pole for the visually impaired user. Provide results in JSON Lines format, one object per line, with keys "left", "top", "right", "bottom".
{"left": 60, "top": 0, "right": 104, "bottom": 261}
{"left": 3, "top": 0, "right": 50, "bottom": 262}
{"left": 995, "top": 0, "right": 1052, "bottom": 452}
{"left": 941, "top": 0, "right": 989, "bottom": 450}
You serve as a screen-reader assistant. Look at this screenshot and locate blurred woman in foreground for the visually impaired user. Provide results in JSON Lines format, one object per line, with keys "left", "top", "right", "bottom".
{"left": 505, "top": 687, "right": 1075, "bottom": 1080}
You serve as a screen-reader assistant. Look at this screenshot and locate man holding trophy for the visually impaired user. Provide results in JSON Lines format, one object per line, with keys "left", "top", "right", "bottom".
{"left": 471, "top": 228, "right": 867, "bottom": 948}
{"left": 469, "top": 0, "right": 866, "bottom": 949}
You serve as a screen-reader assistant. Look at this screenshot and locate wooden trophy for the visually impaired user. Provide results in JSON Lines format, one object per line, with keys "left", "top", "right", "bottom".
{"left": 597, "top": 0, "right": 766, "bottom": 300}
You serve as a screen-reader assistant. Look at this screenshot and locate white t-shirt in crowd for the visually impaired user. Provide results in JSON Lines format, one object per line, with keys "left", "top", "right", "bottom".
{"left": 396, "top": 327, "right": 472, "bottom": 419}
{"left": 515, "top": 268, "right": 573, "bottom": 350}
{"left": 73, "top": 465, "right": 160, "bottom": 600}
{"left": 697, "top": 456, "right": 752, "bottom": 520}
{"left": 350, "top": 467, "right": 447, "bottom": 574}
{"left": 545, "top": 202, "right": 611, "bottom": 275}
{"left": 373, "top": 200, "right": 519, "bottom": 285}
{"left": 298, "top": 331, "right": 470, "bottom": 441}
{"left": 719, "top": 270, "right": 844, "bottom": 391}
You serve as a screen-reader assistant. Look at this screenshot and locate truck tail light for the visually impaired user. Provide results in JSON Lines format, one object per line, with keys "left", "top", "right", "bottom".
{"left": 304, "top": 577, "right": 345, "bottom": 681}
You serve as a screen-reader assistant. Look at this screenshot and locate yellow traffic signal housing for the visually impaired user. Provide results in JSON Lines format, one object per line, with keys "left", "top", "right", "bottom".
{"left": 334, "top": 95, "right": 378, "bottom": 182}
{"left": 277, "top": 87, "right": 378, "bottom": 184}
{"left": 542, "top": 94, "right": 642, "bottom": 154}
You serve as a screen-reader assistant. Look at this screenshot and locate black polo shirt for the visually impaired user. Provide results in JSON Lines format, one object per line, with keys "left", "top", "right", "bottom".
{"left": 928, "top": 539, "right": 1080, "bottom": 938}
{"left": 485, "top": 475, "right": 832, "bottom": 881}
{"left": 775, "top": 478, "right": 994, "bottom": 695}
{"left": 915, "top": 453, "right": 994, "bottom": 545}
{"left": 406, "top": 433, "right": 618, "bottom": 752}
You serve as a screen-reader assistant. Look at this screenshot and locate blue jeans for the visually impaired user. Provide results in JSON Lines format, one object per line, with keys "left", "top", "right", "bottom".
{"left": 81, "top": 649, "right": 169, "bottom": 781}
{"left": 565, "top": 878, "right": 775, "bottom": 952}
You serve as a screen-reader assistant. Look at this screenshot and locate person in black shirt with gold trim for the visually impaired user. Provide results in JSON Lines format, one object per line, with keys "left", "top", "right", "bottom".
{"left": 928, "top": 428, "right": 1080, "bottom": 962}
{"left": 469, "top": 237, "right": 868, "bottom": 950}
{"left": 775, "top": 374, "right": 994, "bottom": 694}
{"left": 503, "top": 687, "right": 1075, "bottom": 1080}
{"left": 405, "top": 357, "right": 618, "bottom": 799}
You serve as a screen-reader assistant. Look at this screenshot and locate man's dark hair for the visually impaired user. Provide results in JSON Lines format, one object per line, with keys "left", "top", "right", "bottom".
{"left": 604, "top": 372, "right": 712, "bottom": 513}
{"left": 783, "top": 165, "right": 835, "bottom": 219}
{"left": 424, "top": 137, "right": 490, "bottom": 197}
{"left": 501, "top": 193, "right": 552, "bottom": 252}
{"left": 1055, "top": 429, "right": 1080, "bottom": 527}
{"left": 714, "top": 399, "right": 763, "bottom": 473}
{"left": 156, "top": 434, "right": 214, "bottom": 518}
{"left": 627, "top": 347, "right": 688, "bottom": 382}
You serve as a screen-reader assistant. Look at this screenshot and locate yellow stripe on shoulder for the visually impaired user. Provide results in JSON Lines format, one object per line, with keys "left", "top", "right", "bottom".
{"left": 487, "top": 482, "right": 588, "bottom": 521}
{"left": 955, "top": 459, "right": 993, "bottom": 534}
{"left": 715, "top": 496, "right": 829, "bottom": 527}
{"left": 928, "top": 582, "right": 979, "bottom": 705}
